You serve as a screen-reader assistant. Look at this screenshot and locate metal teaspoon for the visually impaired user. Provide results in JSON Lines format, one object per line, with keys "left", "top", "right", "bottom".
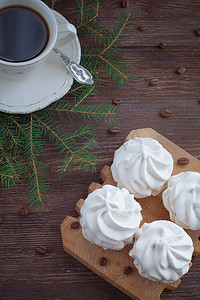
{"left": 54, "top": 48, "right": 94, "bottom": 85}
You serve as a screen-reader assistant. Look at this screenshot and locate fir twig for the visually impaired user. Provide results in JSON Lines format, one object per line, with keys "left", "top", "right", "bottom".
{"left": 0, "top": 0, "right": 132, "bottom": 209}
{"left": 0, "top": 117, "right": 19, "bottom": 154}
{"left": 23, "top": 115, "right": 49, "bottom": 209}
{"left": 80, "top": 8, "right": 132, "bottom": 84}
{"left": 75, "top": 0, "right": 100, "bottom": 29}
{"left": 33, "top": 115, "right": 98, "bottom": 176}
{"left": 81, "top": 10, "right": 131, "bottom": 57}
{"left": 46, "top": 102, "right": 117, "bottom": 124}
{"left": 73, "top": 85, "right": 96, "bottom": 109}
{"left": 0, "top": 145, "right": 19, "bottom": 181}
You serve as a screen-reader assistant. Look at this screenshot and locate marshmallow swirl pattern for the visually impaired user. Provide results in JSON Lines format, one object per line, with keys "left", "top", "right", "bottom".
{"left": 163, "top": 171, "right": 200, "bottom": 230}
{"left": 129, "top": 220, "right": 194, "bottom": 283}
{"left": 111, "top": 137, "right": 173, "bottom": 198}
{"left": 80, "top": 184, "right": 142, "bottom": 250}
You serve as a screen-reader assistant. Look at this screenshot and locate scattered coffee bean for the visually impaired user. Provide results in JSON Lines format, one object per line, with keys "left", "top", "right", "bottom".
{"left": 35, "top": 245, "right": 47, "bottom": 254}
{"left": 121, "top": 0, "right": 128, "bottom": 8}
{"left": 108, "top": 126, "right": 120, "bottom": 134}
{"left": 138, "top": 24, "right": 148, "bottom": 31}
{"left": 124, "top": 266, "right": 132, "bottom": 275}
{"left": 178, "top": 157, "right": 189, "bottom": 165}
{"left": 150, "top": 79, "right": 159, "bottom": 86}
{"left": 160, "top": 109, "right": 172, "bottom": 118}
{"left": 99, "top": 257, "right": 107, "bottom": 266}
{"left": 159, "top": 42, "right": 166, "bottom": 49}
{"left": 177, "top": 66, "right": 186, "bottom": 74}
{"left": 20, "top": 207, "right": 29, "bottom": 216}
{"left": 112, "top": 98, "right": 122, "bottom": 105}
{"left": 70, "top": 221, "right": 80, "bottom": 229}
{"left": 195, "top": 28, "right": 200, "bottom": 36}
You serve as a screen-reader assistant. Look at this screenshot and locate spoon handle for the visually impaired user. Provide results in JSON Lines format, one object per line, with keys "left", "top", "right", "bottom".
{"left": 54, "top": 48, "right": 94, "bottom": 85}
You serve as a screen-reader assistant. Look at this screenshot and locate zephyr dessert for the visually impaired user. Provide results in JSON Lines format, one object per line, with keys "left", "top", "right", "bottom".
{"left": 80, "top": 184, "right": 143, "bottom": 250}
{"left": 111, "top": 137, "right": 173, "bottom": 198}
{"left": 162, "top": 171, "right": 200, "bottom": 230}
{"left": 129, "top": 220, "right": 194, "bottom": 283}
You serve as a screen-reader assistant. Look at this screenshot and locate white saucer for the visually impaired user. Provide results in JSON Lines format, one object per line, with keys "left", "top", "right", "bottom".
{"left": 0, "top": 11, "right": 81, "bottom": 114}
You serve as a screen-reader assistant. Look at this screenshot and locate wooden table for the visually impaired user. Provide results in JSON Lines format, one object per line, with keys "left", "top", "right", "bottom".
{"left": 0, "top": 0, "right": 200, "bottom": 299}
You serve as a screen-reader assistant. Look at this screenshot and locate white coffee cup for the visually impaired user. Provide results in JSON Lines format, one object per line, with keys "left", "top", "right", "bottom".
{"left": 0, "top": 0, "right": 77, "bottom": 79}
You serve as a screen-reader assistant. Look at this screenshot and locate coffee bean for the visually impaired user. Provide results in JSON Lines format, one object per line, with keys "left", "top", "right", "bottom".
{"left": 177, "top": 66, "right": 186, "bottom": 74}
{"left": 35, "top": 245, "right": 47, "bottom": 254}
{"left": 121, "top": 0, "right": 128, "bottom": 8}
{"left": 70, "top": 221, "right": 80, "bottom": 229}
{"left": 112, "top": 98, "right": 122, "bottom": 105}
{"left": 177, "top": 157, "right": 189, "bottom": 165}
{"left": 160, "top": 109, "right": 172, "bottom": 118}
{"left": 99, "top": 257, "right": 107, "bottom": 266}
{"left": 159, "top": 42, "right": 166, "bottom": 49}
{"left": 108, "top": 126, "right": 120, "bottom": 134}
{"left": 195, "top": 28, "right": 200, "bottom": 36}
{"left": 138, "top": 24, "right": 148, "bottom": 31}
{"left": 20, "top": 207, "right": 29, "bottom": 216}
{"left": 124, "top": 266, "right": 132, "bottom": 275}
{"left": 150, "top": 79, "right": 159, "bottom": 86}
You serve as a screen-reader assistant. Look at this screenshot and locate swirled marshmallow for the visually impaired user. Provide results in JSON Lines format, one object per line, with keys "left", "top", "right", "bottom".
{"left": 111, "top": 137, "right": 173, "bottom": 198}
{"left": 129, "top": 220, "right": 193, "bottom": 283}
{"left": 80, "top": 184, "right": 142, "bottom": 250}
{"left": 162, "top": 171, "right": 200, "bottom": 230}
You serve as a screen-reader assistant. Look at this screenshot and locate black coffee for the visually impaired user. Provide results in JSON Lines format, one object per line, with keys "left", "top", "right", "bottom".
{"left": 0, "top": 6, "right": 49, "bottom": 62}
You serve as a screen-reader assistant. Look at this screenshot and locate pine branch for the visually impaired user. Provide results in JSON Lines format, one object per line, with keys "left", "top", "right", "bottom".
{"left": 63, "top": 124, "right": 94, "bottom": 141}
{"left": 0, "top": 171, "right": 14, "bottom": 187}
{"left": 73, "top": 85, "right": 96, "bottom": 109}
{"left": 82, "top": 9, "right": 132, "bottom": 57}
{"left": 98, "top": 54, "right": 131, "bottom": 85}
{"left": 44, "top": 83, "right": 118, "bottom": 124}
{"left": 81, "top": 50, "right": 131, "bottom": 85}
{"left": 2, "top": 114, "right": 27, "bottom": 137}
{"left": 78, "top": 20, "right": 109, "bottom": 43}
{"left": 75, "top": 0, "right": 100, "bottom": 29}
{"left": 0, "top": 117, "right": 19, "bottom": 155}
{"left": 0, "top": 157, "right": 24, "bottom": 187}
{"left": 79, "top": 8, "right": 132, "bottom": 85}
{"left": 0, "top": 144, "right": 20, "bottom": 182}
{"left": 0, "top": 161, "right": 15, "bottom": 188}
{"left": 23, "top": 115, "right": 49, "bottom": 209}
{"left": 0, "top": 114, "right": 27, "bottom": 186}
{"left": 33, "top": 115, "right": 98, "bottom": 176}
{"left": 0, "top": 0, "right": 132, "bottom": 209}
{"left": 85, "top": 22, "right": 107, "bottom": 41}
{"left": 0, "top": 136, "right": 25, "bottom": 187}
{"left": 46, "top": 102, "right": 118, "bottom": 124}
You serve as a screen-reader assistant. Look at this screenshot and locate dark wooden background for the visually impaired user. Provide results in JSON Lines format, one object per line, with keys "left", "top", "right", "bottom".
{"left": 0, "top": 0, "right": 200, "bottom": 299}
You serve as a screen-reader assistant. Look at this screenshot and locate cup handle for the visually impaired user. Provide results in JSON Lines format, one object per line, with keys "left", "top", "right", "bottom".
{"left": 54, "top": 23, "right": 77, "bottom": 48}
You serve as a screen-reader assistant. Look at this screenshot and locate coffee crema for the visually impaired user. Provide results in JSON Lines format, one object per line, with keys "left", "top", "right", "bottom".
{"left": 0, "top": 6, "right": 49, "bottom": 63}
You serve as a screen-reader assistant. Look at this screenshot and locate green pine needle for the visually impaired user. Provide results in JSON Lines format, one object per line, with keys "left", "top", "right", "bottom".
{"left": 0, "top": 0, "right": 133, "bottom": 209}
{"left": 33, "top": 115, "right": 98, "bottom": 177}
{"left": 23, "top": 115, "right": 49, "bottom": 209}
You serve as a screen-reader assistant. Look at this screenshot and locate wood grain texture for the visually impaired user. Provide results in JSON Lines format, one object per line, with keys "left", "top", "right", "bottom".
{"left": 61, "top": 128, "right": 200, "bottom": 300}
{"left": 0, "top": 0, "right": 200, "bottom": 299}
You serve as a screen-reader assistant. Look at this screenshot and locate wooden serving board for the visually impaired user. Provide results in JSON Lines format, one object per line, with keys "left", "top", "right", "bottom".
{"left": 61, "top": 128, "right": 200, "bottom": 300}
